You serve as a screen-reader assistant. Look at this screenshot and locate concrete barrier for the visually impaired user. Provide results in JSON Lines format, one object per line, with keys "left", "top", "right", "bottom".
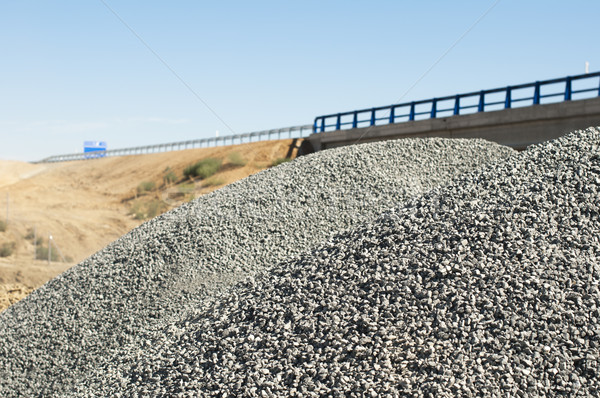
{"left": 308, "top": 97, "right": 600, "bottom": 151}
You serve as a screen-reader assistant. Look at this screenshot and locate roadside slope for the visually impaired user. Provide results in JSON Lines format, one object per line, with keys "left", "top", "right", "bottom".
{"left": 0, "top": 139, "right": 298, "bottom": 310}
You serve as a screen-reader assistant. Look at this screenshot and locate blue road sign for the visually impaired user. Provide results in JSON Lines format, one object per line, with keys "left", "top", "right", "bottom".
{"left": 83, "top": 141, "right": 107, "bottom": 158}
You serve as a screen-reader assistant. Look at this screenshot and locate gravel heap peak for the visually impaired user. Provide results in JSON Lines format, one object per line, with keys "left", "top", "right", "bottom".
{"left": 115, "top": 128, "right": 599, "bottom": 396}
{"left": 0, "top": 138, "right": 514, "bottom": 397}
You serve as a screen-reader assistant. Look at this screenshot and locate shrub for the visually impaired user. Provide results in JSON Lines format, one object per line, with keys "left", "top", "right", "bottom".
{"left": 178, "top": 183, "right": 195, "bottom": 194}
{"left": 195, "top": 158, "right": 222, "bottom": 179}
{"left": 270, "top": 157, "right": 292, "bottom": 167}
{"left": 24, "top": 229, "right": 43, "bottom": 245}
{"left": 146, "top": 199, "right": 168, "bottom": 219}
{"left": 0, "top": 242, "right": 14, "bottom": 257}
{"left": 227, "top": 152, "right": 247, "bottom": 167}
{"left": 163, "top": 183, "right": 195, "bottom": 202}
{"left": 183, "top": 164, "right": 196, "bottom": 179}
{"left": 202, "top": 176, "right": 225, "bottom": 187}
{"left": 183, "top": 158, "right": 222, "bottom": 179}
{"left": 163, "top": 169, "right": 177, "bottom": 185}
{"left": 129, "top": 201, "right": 145, "bottom": 220}
{"left": 35, "top": 245, "right": 59, "bottom": 261}
{"left": 137, "top": 181, "right": 156, "bottom": 194}
{"left": 129, "top": 199, "right": 168, "bottom": 220}
{"left": 0, "top": 220, "right": 6, "bottom": 232}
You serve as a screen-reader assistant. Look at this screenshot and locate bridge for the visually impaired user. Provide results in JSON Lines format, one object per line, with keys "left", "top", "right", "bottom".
{"left": 37, "top": 72, "right": 600, "bottom": 162}
{"left": 308, "top": 71, "right": 600, "bottom": 151}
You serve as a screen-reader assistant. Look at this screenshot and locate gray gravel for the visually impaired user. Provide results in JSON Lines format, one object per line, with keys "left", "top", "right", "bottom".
{"left": 0, "top": 138, "right": 512, "bottom": 397}
{"left": 105, "top": 127, "right": 600, "bottom": 397}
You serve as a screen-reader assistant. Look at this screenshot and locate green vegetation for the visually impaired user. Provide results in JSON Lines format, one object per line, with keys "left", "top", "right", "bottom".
{"left": 0, "top": 242, "right": 14, "bottom": 257}
{"left": 0, "top": 220, "right": 6, "bottom": 232}
{"left": 183, "top": 158, "right": 222, "bottom": 179}
{"left": 24, "top": 228, "right": 43, "bottom": 245}
{"left": 163, "top": 167, "right": 178, "bottom": 186}
{"left": 162, "top": 182, "right": 195, "bottom": 202}
{"left": 227, "top": 152, "right": 247, "bottom": 167}
{"left": 178, "top": 183, "right": 195, "bottom": 194}
{"left": 202, "top": 176, "right": 225, "bottom": 187}
{"left": 137, "top": 181, "right": 156, "bottom": 194}
{"left": 270, "top": 157, "right": 292, "bottom": 167}
{"left": 129, "top": 199, "right": 168, "bottom": 220}
{"left": 146, "top": 199, "right": 167, "bottom": 219}
{"left": 129, "top": 201, "right": 145, "bottom": 220}
{"left": 35, "top": 245, "right": 59, "bottom": 261}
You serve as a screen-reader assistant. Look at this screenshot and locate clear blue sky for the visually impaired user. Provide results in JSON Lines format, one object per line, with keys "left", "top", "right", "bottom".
{"left": 1, "top": 1, "right": 598, "bottom": 161}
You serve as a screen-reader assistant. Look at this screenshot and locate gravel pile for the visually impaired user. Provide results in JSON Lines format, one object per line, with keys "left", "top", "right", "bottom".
{"left": 0, "top": 138, "right": 513, "bottom": 397}
{"left": 106, "top": 128, "right": 599, "bottom": 397}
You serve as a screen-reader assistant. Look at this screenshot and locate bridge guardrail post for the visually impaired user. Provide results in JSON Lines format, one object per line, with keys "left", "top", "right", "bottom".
{"left": 564, "top": 76, "right": 572, "bottom": 101}
{"left": 505, "top": 86, "right": 512, "bottom": 109}
{"left": 453, "top": 95, "right": 460, "bottom": 115}
{"left": 370, "top": 108, "right": 375, "bottom": 126}
{"left": 533, "top": 82, "right": 540, "bottom": 105}
{"left": 478, "top": 91, "right": 485, "bottom": 112}
{"left": 430, "top": 99, "right": 437, "bottom": 118}
{"left": 409, "top": 102, "right": 415, "bottom": 121}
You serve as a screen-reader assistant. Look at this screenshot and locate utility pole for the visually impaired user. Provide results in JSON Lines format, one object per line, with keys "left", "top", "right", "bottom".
{"left": 48, "top": 235, "right": 53, "bottom": 264}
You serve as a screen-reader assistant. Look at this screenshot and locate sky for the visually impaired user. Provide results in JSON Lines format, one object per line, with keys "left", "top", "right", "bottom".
{"left": 1, "top": 0, "right": 599, "bottom": 162}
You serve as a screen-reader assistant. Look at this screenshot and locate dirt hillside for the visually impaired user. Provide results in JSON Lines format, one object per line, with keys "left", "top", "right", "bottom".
{"left": 0, "top": 139, "right": 300, "bottom": 311}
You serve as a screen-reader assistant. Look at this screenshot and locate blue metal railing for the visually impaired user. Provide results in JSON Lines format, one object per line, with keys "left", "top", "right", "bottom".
{"left": 313, "top": 71, "right": 600, "bottom": 133}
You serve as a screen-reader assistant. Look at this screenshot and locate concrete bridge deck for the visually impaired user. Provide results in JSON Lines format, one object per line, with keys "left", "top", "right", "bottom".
{"left": 307, "top": 97, "right": 600, "bottom": 151}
